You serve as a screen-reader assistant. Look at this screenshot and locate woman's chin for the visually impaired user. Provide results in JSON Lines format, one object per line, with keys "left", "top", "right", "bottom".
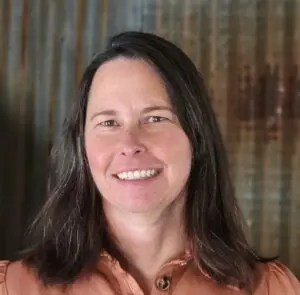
{"left": 103, "top": 196, "right": 165, "bottom": 215}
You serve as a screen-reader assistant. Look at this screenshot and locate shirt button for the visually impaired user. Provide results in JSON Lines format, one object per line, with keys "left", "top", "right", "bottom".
{"left": 155, "top": 276, "right": 171, "bottom": 291}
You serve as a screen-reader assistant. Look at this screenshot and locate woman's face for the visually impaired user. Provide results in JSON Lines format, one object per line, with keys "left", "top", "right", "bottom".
{"left": 84, "top": 57, "right": 192, "bottom": 214}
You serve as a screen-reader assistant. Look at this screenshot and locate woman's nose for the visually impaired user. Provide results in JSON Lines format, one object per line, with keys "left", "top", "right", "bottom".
{"left": 119, "top": 131, "right": 147, "bottom": 157}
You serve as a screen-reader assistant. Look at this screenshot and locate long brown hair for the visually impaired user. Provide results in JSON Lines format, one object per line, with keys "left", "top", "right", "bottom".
{"left": 23, "top": 31, "right": 271, "bottom": 290}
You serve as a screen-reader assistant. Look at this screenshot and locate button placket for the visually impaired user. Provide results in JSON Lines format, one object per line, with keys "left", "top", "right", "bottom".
{"left": 155, "top": 275, "right": 171, "bottom": 291}
{"left": 153, "top": 257, "right": 191, "bottom": 294}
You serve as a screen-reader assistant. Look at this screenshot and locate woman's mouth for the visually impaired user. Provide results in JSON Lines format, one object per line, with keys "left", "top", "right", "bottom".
{"left": 114, "top": 169, "right": 161, "bottom": 181}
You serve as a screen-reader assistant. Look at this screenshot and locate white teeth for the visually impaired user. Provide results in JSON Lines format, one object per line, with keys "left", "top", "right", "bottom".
{"left": 128, "top": 171, "right": 133, "bottom": 179}
{"left": 116, "top": 169, "right": 159, "bottom": 180}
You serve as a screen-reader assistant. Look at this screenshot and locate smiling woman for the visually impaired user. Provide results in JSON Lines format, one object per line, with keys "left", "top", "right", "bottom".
{"left": 84, "top": 57, "right": 191, "bottom": 215}
{"left": 0, "top": 32, "right": 299, "bottom": 295}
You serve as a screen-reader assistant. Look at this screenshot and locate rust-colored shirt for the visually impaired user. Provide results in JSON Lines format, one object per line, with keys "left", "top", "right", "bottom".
{"left": 0, "top": 253, "right": 299, "bottom": 294}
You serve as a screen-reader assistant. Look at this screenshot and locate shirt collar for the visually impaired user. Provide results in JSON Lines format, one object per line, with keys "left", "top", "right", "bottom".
{"left": 98, "top": 249, "right": 241, "bottom": 291}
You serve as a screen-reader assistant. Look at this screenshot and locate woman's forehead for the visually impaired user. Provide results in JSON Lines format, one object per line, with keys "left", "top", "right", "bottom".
{"left": 87, "top": 57, "right": 172, "bottom": 110}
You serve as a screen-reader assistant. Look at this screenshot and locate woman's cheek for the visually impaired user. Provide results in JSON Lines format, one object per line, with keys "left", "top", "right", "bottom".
{"left": 86, "top": 135, "right": 115, "bottom": 172}
{"left": 85, "top": 136, "right": 103, "bottom": 166}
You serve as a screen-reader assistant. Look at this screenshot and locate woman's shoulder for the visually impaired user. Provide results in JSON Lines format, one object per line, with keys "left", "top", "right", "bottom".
{"left": 0, "top": 260, "right": 9, "bottom": 294}
{"left": 253, "top": 260, "right": 300, "bottom": 294}
{"left": 0, "top": 259, "right": 43, "bottom": 295}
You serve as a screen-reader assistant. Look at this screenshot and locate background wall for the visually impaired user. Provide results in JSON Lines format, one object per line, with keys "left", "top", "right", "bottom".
{"left": 0, "top": 0, "right": 299, "bottom": 276}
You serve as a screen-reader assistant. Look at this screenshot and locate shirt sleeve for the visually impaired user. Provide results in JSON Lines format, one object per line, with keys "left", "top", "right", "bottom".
{"left": 257, "top": 261, "right": 300, "bottom": 295}
{"left": 0, "top": 261, "right": 9, "bottom": 295}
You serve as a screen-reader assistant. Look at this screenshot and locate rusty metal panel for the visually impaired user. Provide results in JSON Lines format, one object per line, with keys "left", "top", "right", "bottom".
{"left": 0, "top": 0, "right": 299, "bottom": 276}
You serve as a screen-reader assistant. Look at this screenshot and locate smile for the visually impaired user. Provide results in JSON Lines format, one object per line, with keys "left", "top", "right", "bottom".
{"left": 115, "top": 169, "right": 161, "bottom": 180}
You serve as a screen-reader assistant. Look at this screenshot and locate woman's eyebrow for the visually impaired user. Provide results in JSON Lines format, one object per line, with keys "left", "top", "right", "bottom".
{"left": 90, "top": 106, "right": 175, "bottom": 121}
{"left": 90, "top": 110, "right": 117, "bottom": 121}
{"left": 141, "top": 106, "right": 175, "bottom": 114}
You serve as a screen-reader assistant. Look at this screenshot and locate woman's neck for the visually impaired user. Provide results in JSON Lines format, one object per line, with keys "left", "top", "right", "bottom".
{"left": 104, "top": 197, "right": 186, "bottom": 292}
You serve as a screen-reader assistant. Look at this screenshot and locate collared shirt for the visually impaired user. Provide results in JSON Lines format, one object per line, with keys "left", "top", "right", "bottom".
{"left": 0, "top": 253, "right": 299, "bottom": 294}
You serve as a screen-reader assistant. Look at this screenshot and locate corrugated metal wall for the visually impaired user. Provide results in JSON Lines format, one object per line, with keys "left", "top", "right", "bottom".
{"left": 0, "top": 0, "right": 299, "bottom": 276}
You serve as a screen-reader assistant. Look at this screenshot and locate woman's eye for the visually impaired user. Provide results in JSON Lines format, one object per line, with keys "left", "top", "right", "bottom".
{"left": 147, "top": 116, "right": 168, "bottom": 123}
{"left": 98, "top": 120, "right": 119, "bottom": 127}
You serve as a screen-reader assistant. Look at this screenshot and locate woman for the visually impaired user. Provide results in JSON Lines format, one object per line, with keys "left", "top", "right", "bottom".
{"left": 0, "top": 31, "right": 299, "bottom": 295}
